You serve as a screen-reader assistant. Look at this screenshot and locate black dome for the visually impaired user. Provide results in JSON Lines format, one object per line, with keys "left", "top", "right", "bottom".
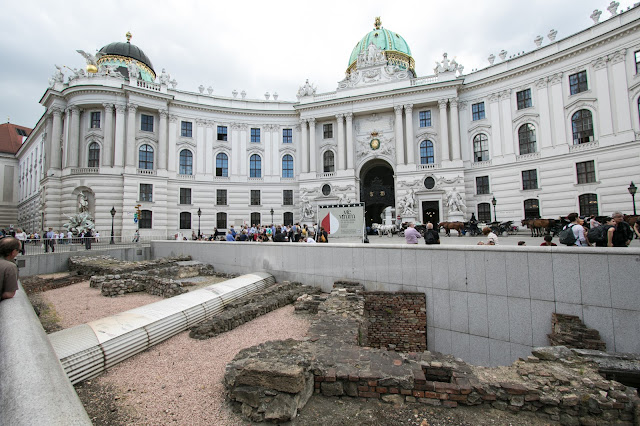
{"left": 98, "top": 42, "right": 154, "bottom": 73}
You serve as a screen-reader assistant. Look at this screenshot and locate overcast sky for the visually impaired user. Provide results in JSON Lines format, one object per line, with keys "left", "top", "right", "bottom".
{"left": 0, "top": 0, "right": 634, "bottom": 128}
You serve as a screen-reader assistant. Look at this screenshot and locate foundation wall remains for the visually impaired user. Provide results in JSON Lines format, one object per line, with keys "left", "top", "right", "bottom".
{"left": 153, "top": 241, "right": 640, "bottom": 367}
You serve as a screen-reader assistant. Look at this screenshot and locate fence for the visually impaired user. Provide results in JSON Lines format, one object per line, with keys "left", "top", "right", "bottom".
{"left": 18, "top": 235, "right": 166, "bottom": 256}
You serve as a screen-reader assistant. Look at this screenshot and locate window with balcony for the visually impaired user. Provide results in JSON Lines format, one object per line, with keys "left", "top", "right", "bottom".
{"left": 216, "top": 152, "right": 228, "bottom": 177}
{"left": 88, "top": 142, "right": 100, "bottom": 167}
{"left": 138, "top": 144, "right": 154, "bottom": 169}
{"left": 250, "top": 154, "right": 262, "bottom": 178}
{"left": 282, "top": 154, "right": 294, "bottom": 178}
{"left": 571, "top": 110, "right": 594, "bottom": 144}
{"left": 420, "top": 140, "right": 434, "bottom": 164}
{"left": 179, "top": 149, "right": 193, "bottom": 175}
{"left": 518, "top": 124, "right": 537, "bottom": 154}
{"left": 473, "top": 134, "right": 489, "bottom": 162}
{"left": 323, "top": 151, "right": 335, "bottom": 173}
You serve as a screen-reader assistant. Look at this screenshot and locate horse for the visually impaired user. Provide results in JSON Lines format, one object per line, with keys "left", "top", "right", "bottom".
{"left": 438, "top": 221, "right": 464, "bottom": 237}
{"left": 371, "top": 223, "right": 396, "bottom": 237}
{"left": 521, "top": 218, "right": 556, "bottom": 237}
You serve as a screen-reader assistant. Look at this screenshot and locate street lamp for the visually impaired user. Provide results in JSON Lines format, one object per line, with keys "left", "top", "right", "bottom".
{"left": 270, "top": 208, "right": 274, "bottom": 225}
{"left": 491, "top": 196, "right": 497, "bottom": 222}
{"left": 110, "top": 206, "right": 116, "bottom": 244}
{"left": 629, "top": 182, "right": 637, "bottom": 215}
{"left": 197, "top": 208, "right": 202, "bottom": 237}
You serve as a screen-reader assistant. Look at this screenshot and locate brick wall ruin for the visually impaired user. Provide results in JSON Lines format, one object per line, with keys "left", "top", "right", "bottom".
{"left": 362, "top": 292, "right": 426, "bottom": 352}
{"left": 548, "top": 313, "right": 607, "bottom": 351}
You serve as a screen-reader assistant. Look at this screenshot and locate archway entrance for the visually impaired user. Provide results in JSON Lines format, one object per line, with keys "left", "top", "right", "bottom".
{"left": 359, "top": 160, "right": 395, "bottom": 227}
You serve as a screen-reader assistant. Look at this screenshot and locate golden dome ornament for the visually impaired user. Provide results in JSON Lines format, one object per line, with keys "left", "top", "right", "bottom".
{"left": 86, "top": 64, "right": 98, "bottom": 73}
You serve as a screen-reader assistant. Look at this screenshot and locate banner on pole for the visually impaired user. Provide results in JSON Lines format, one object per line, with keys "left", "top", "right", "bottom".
{"left": 317, "top": 203, "right": 364, "bottom": 238}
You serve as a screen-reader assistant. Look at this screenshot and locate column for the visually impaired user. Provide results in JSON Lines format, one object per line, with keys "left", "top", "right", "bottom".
{"left": 591, "top": 58, "right": 612, "bottom": 136}
{"left": 536, "top": 78, "right": 553, "bottom": 150}
{"left": 394, "top": 105, "right": 405, "bottom": 165}
{"left": 125, "top": 103, "right": 138, "bottom": 168}
{"left": 158, "top": 109, "right": 168, "bottom": 170}
{"left": 308, "top": 118, "right": 316, "bottom": 173}
{"left": 404, "top": 105, "right": 415, "bottom": 165}
{"left": 300, "top": 119, "right": 308, "bottom": 173}
{"left": 114, "top": 104, "right": 126, "bottom": 167}
{"left": 549, "top": 73, "right": 565, "bottom": 146}
{"left": 239, "top": 124, "right": 247, "bottom": 176}
{"left": 438, "top": 100, "right": 450, "bottom": 162}
{"left": 50, "top": 108, "right": 63, "bottom": 170}
{"left": 102, "top": 103, "right": 114, "bottom": 167}
{"left": 196, "top": 119, "right": 205, "bottom": 174}
{"left": 272, "top": 125, "right": 280, "bottom": 176}
{"left": 448, "top": 99, "right": 461, "bottom": 161}
{"left": 488, "top": 94, "right": 503, "bottom": 156}
{"left": 336, "top": 114, "right": 345, "bottom": 170}
{"left": 499, "top": 91, "right": 514, "bottom": 155}
{"left": 67, "top": 106, "right": 80, "bottom": 168}
{"left": 205, "top": 121, "right": 214, "bottom": 174}
{"left": 345, "top": 113, "right": 354, "bottom": 170}
{"left": 167, "top": 115, "right": 177, "bottom": 172}
{"left": 609, "top": 50, "right": 632, "bottom": 133}
{"left": 264, "top": 126, "right": 272, "bottom": 176}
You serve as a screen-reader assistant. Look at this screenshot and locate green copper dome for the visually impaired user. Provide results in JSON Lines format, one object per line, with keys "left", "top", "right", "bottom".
{"left": 347, "top": 18, "right": 414, "bottom": 75}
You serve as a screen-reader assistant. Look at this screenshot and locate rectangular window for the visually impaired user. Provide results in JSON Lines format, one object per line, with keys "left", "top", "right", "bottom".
{"left": 419, "top": 111, "right": 432, "bottom": 127}
{"left": 636, "top": 50, "right": 640, "bottom": 74}
{"left": 476, "top": 176, "right": 490, "bottom": 195}
{"left": 179, "top": 188, "right": 191, "bottom": 205}
{"left": 217, "top": 126, "right": 227, "bottom": 141}
{"left": 472, "top": 103, "right": 485, "bottom": 121}
{"left": 522, "top": 169, "right": 538, "bottom": 190}
{"left": 139, "top": 184, "right": 153, "bottom": 202}
{"left": 216, "top": 189, "right": 227, "bottom": 205}
{"left": 216, "top": 212, "right": 227, "bottom": 229}
{"left": 250, "top": 190, "right": 261, "bottom": 206}
{"left": 477, "top": 203, "right": 492, "bottom": 223}
{"left": 139, "top": 210, "right": 152, "bottom": 229}
{"left": 181, "top": 121, "right": 193, "bottom": 137}
{"left": 141, "top": 114, "right": 154, "bottom": 132}
{"left": 516, "top": 89, "right": 532, "bottom": 110}
{"left": 179, "top": 212, "right": 191, "bottom": 230}
{"left": 569, "top": 71, "right": 588, "bottom": 95}
{"left": 323, "top": 124, "right": 333, "bottom": 139}
{"left": 251, "top": 128, "right": 260, "bottom": 143}
{"left": 283, "top": 128, "right": 292, "bottom": 143}
{"left": 251, "top": 212, "right": 261, "bottom": 226}
{"left": 283, "top": 190, "right": 293, "bottom": 205}
{"left": 90, "top": 111, "right": 101, "bottom": 128}
{"left": 576, "top": 160, "right": 596, "bottom": 184}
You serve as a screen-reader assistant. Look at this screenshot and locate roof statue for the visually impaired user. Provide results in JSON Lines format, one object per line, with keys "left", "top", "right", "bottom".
{"left": 76, "top": 50, "right": 102, "bottom": 73}
{"left": 297, "top": 79, "right": 316, "bottom": 99}
{"left": 374, "top": 16, "right": 381, "bottom": 30}
{"left": 433, "top": 53, "right": 464, "bottom": 76}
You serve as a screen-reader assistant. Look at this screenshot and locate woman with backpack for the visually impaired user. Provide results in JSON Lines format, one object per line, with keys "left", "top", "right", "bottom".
{"left": 588, "top": 217, "right": 615, "bottom": 247}
{"left": 559, "top": 213, "right": 588, "bottom": 246}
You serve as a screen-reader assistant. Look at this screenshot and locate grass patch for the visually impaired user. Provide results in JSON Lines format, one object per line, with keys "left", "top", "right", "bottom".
{"left": 28, "top": 293, "right": 63, "bottom": 333}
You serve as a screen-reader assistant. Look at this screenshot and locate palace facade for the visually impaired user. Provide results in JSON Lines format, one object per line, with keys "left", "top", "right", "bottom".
{"left": 16, "top": 6, "right": 640, "bottom": 237}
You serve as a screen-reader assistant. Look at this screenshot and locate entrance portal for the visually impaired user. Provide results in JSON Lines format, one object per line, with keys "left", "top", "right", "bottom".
{"left": 359, "top": 161, "right": 395, "bottom": 227}
{"left": 422, "top": 201, "right": 440, "bottom": 225}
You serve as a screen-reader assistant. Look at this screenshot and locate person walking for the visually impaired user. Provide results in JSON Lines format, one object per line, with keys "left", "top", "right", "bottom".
{"left": 404, "top": 223, "right": 422, "bottom": 244}
{"left": 15, "top": 228, "right": 27, "bottom": 255}
{"left": 44, "top": 228, "right": 56, "bottom": 253}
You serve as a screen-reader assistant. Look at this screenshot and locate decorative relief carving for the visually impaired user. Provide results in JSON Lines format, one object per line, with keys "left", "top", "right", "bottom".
{"left": 196, "top": 119, "right": 206, "bottom": 126}
{"left": 115, "top": 104, "right": 127, "bottom": 114}
{"left": 549, "top": 72, "right": 563, "bottom": 85}
{"left": 295, "top": 124, "right": 301, "bottom": 132}
{"left": 103, "top": 103, "right": 114, "bottom": 112}
{"left": 308, "top": 117, "right": 316, "bottom": 125}
{"left": 168, "top": 114, "right": 178, "bottom": 123}
{"left": 345, "top": 112, "right": 353, "bottom": 120}
{"left": 205, "top": 120, "right": 215, "bottom": 128}
{"left": 608, "top": 49, "right": 626, "bottom": 65}
{"left": 564, "top": 98, "right": 598, "bottom": 116}
{"left": 499, "top": 90, "right": 511, "bottom": 101}
{"left": 335, "top": 113, "right": 344, "bottom": 120}
{"left": 50, "top": 107, "right": 63, "bottom": 117}
{"left": 127, "top": 103, "right": 138, "bottom": 113}
{"left": 231, "top": 123, "right": 247, "bottom": 130}
{"left": 437, "top": 99, "right": 448, "bottom": 109}
{"left": 591, "top": 56, "right": 608, "bottom": 70}
{"left": 457, "top": 101, "right": 468, "bottom": 110}
{"left": 404, "top": 104, "right": 413, "bottom": 114}
{"left": 394, "top": 105, "right": 404, "bottom": 114}
{"left": 535, "top": 78, "right": 548, "bottom": 89}
{"left": 489, "top": 93, "right": 500, "bottom": 103}
{"left": 159, "top": 109, "right": 168, "bottom": 118}
{"left": 449, "top": 98, "right": 458, "bottom": 108}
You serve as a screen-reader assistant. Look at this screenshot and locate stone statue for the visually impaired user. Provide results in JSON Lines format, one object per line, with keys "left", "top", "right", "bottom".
{"left": 159, "top": 68, "right": 170, "bottom": 85}
{"left": 300, "top": 192, "right": 314, "bottom": 220}
{"left": 127, "top": 60, "right": 140, "bottom": 80}
{"left": 63, "top": 211, "right": 95, "bottom": 236}
{"left": 76, "top": 50, "right": 101, "bottom": 69}
{"left": 433, "top": 53, "right": 463, "bottom": 76}
{"left": 67, "top": 67, "right": 86, "bottom": 82}
{"left": 49, "top": 65, "right": 64, "bottom": 87}
{"left": 297, "top": 79, "right": 316, "bottom": 98}
{"left": 445, "top": 187, "right": 465, "bottom": 213}
{"left": 401, "top": 189, "right": 416, "bottom": 216}
{"left": 78, "top": 192, "right": 89, "bottom": 213}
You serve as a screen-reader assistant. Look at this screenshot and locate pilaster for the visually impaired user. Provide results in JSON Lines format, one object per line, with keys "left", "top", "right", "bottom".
{"left": 103, "top": 103, "right": 114, "bottom": 167}
{"left": 404, "top": 105, "right": 415, "bottom": 165}
{"left": 309, "top": 118, "right": 317, "bottom": 173}
{"left": 438, "top": 100, "right": 450, "bottom": 162}
{"left": 394, "top": 105, "right": 405, "bottom": 165}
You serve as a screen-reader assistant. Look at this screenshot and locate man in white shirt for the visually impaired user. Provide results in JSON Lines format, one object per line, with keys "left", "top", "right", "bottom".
{"left": 567, "top": 212, "right": 588, "bottom": 246}
{"left": 306, "top": 231, "right": 317, "bottom": 243}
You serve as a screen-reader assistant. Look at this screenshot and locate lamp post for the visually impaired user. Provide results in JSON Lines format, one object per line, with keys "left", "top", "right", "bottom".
{"left": 629, "top": 182, "right": 637, "bottom": 215}
{"left": 491, "top": 196, "right": 497, "bottom": 222}
{"left": 197, "top": 208, "right": 202, "bottom": 238}
{"left": 270, "top": 208, "right": 274, "bottom": 225}
{"left": 110, "top": 206, "right": 116, "bottom": 244}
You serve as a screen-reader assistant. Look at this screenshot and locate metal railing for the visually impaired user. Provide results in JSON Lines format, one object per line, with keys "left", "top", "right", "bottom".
{"left": 18, "top": 235, "right": 167, "bottom": 256}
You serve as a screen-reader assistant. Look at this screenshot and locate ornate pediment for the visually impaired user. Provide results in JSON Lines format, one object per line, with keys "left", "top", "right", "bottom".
{"left": 337, "top": 43, "right": 410, "bottom": 91}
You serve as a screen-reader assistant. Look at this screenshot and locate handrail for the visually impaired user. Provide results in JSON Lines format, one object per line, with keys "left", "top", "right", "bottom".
{"left": 0, "top": 282, "right": 91, "bottom": 425}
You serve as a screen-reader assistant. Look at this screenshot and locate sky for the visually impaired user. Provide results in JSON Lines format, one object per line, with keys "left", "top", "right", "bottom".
{"left": 0, "top": 0, "right": 635, "bottom": 128}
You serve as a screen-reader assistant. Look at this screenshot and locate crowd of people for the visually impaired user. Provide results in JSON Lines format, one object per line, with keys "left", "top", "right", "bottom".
{"left": 187, "top": 223, "right": 330, "bottom": 244}
{"left": 0, "top": 226, "right": 100, "bottom": 253}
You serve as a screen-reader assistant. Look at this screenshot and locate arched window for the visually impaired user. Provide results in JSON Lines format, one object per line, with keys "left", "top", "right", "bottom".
{"left": 216, "top": 153, "right": 228, "bottom": 177}
{"left": 477, "top": 202, "right": 491, "bottom": 222}
{"left": 578, "top": 193, "right": 598, "bottom": 216}
{"left": 216, "top": 212, "right": 227, "bottom": 229}
{"left": 420, "top": 140, "right": 434, "bottom": 164}
{"left": 251, "top": 212, "right": 261, "bottom": 225}
{"left": 88, "top": 142, "right": 100, "bottom": 167}
{"left": 250, "top": 154, "right": 262, "bottom": 178}
{"left": 282, "top": 154, "right": 294, "bottom": 178}
{"left": 139, "top": 210, "right": 152, "bottom": 229}
{"left": 473, "top": 134, "right": 489, "bottom": 162}
{"left": 571, "top": 109, "right": 594, "bottom": 145}
{"left": 523, "top": 199, "right": 540, "bottom": 219}
{"left": 179, "top": 149, "right": 193, "bottom": 175}
{"left": 283, "top": 212, "right": 293, "bottom": 226}
{"left": 179, "top": 212, "right": 191, "bottom": 229}
{"left": 518, "top": 124, "right": 536, "bottom": 155}
{"left": 138, "top": 144, "right": 154, "bottom": 170}
{"left": 323, "top": 151, "right": 335, "bottom": 173}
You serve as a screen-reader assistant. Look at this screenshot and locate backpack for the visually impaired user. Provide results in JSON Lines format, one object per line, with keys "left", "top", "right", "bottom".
{"left": 424, "top": 230, "right": 436, "bottom": 244}
{"left": 587, "top": 225, "right": 607, "bottom": 244}
{"left": 319, "top": 233, "right": 327, "bottom": 243}
{"left": 558, "top": 224, "right": 577, "bottom": 246}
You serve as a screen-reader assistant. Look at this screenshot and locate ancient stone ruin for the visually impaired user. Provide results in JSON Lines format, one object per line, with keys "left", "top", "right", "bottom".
{"left": 548, "top": 313, "right": 607, "bottom": 351}
{"left": 224, "top": 282, "right": 640, "bottom": 424}
{"left": 69, "top": 255, "right": 217, "bottom": 297}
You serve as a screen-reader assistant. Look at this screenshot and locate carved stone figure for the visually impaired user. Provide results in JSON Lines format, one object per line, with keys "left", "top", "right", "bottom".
{"left": 297, "top": 79, "right": 316, "bottom": 98}
{"left": 78, "top": 192, "right": 89, "bottom": 213}
{"left": 445, "top": 187, "right": 466, "bottom": 213}
{"left": 127, "top": 60, "right": 140, "bottom": 80}
{"left": 76, "top": 50, "right": 101, "bottom": 68}
{"left": 159, "top": 68, "right": 170, "bottom": 85}
{"left": 63, "top": 211, "right": 95, "bottom": 236}
{"left": 50, "top": 64, "right": 64, "bottom": 87}
{"left": 300, "top": 192, "right": 314, "bottom": 220}
{"left": 433, "top": 53, "right": 463, "bottom": 76}
{"left": 401, "top": 189, "right": 416, "bottom": 216}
